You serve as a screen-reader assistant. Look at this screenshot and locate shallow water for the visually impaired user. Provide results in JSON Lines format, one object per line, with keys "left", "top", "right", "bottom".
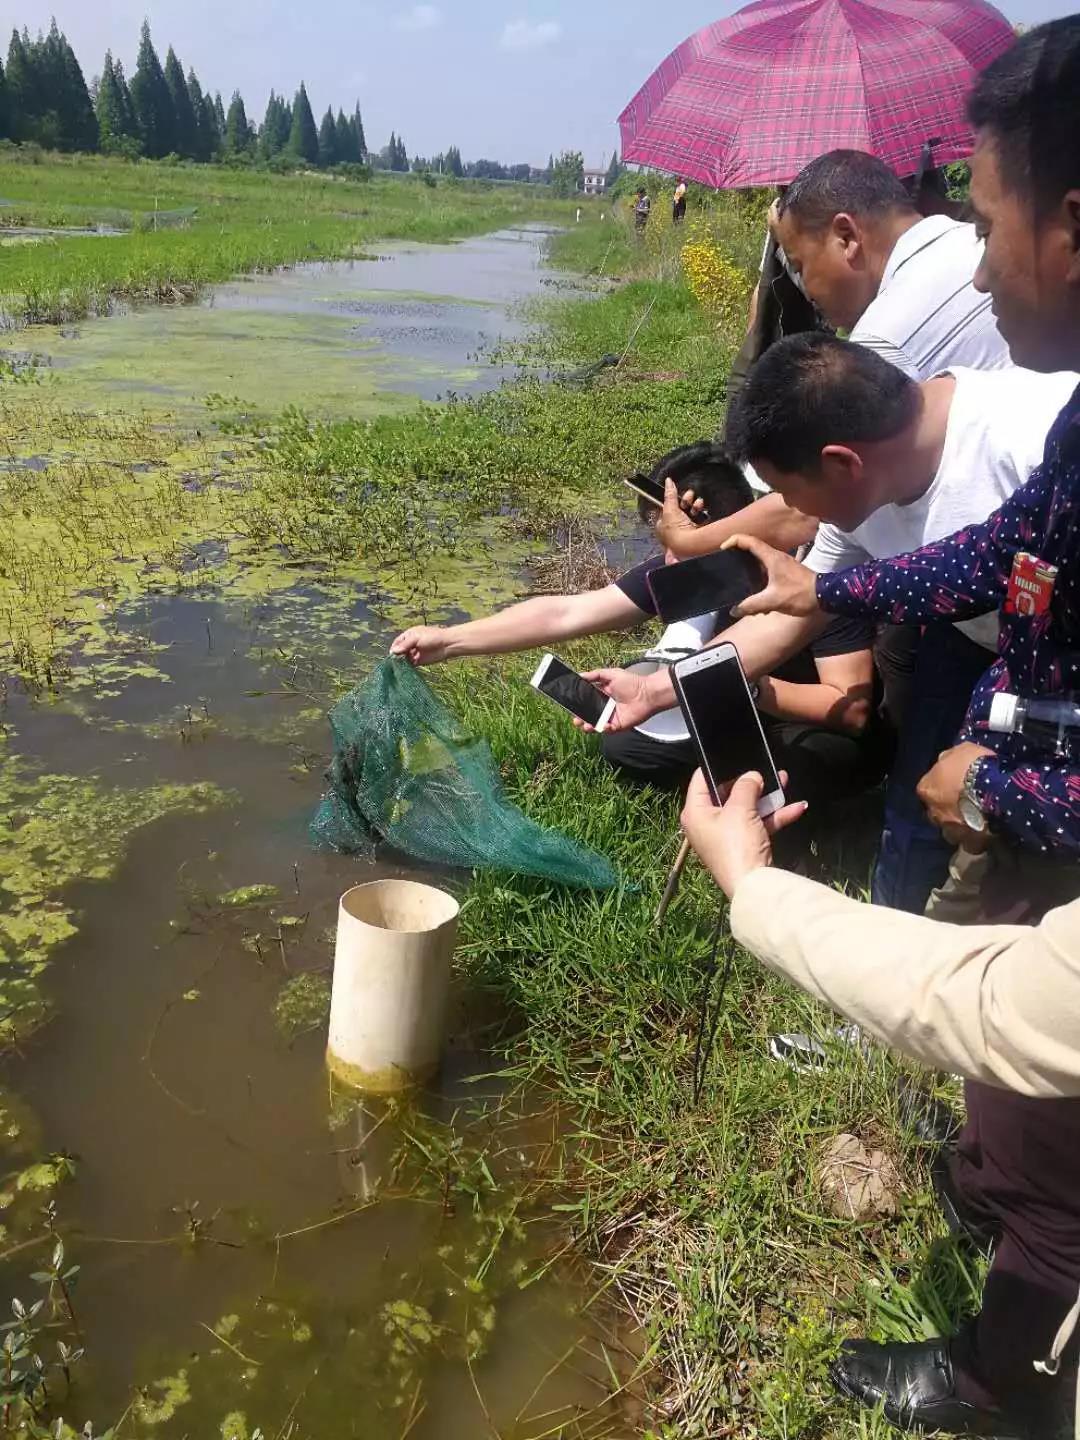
{"left": 0, "top": 230, "right": 640, "bottom": 1436}
{"left": 9, "top": 226, "right": 585, "bottom": 417}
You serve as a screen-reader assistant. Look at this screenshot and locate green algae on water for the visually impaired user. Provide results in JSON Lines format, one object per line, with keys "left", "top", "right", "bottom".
{"left": 0, "top": 751, "right": 235, "bottom": 1039}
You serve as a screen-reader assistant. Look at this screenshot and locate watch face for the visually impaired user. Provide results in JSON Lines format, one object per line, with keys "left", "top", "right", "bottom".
{"left": 959, "top": 791, "right": 988, "bottom": 833}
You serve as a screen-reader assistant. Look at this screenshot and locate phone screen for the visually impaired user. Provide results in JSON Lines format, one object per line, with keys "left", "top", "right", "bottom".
{"left": 535, "top": 658, "right": 609, "bottom": 725}
{"left": 675, "top": 652, "right": 782, "bottom": 799}
{"left": 648, "top": 550, "right": 765, "bottom": 624}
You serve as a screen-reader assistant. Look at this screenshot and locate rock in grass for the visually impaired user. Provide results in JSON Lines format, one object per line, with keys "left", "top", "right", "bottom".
{"left": 818, "top": 1133, "right": 900, "bottom": 1220}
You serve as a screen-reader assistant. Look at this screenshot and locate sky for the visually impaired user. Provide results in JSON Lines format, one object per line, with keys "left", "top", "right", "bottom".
{"left": 11, "top": 0, "right": 1080, "bottom": 168}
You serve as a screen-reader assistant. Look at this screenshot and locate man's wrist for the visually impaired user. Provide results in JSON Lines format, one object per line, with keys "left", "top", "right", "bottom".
{"left": 968, "top": 754, "right": 1001, "bottom": 819}
{"left": 650, "top": 668, "right": 676, "bottom": 710}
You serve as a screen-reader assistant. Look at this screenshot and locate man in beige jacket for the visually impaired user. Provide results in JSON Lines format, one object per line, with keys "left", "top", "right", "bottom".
{"left": 682, "top": 769, "right": 1080, "bottom": 1438}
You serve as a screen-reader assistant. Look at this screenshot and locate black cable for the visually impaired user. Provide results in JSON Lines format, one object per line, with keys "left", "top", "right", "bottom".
{"left": 691, "top": 909, "right": 734, "bottom": 1106}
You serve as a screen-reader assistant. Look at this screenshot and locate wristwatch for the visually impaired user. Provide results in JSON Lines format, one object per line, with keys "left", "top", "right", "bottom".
{"left": 958, "top": 758, "right": 989, "bottom": 833}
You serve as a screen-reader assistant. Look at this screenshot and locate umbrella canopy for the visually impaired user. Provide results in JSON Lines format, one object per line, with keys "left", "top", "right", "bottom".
{"left": 618, "top": 0, "right": 1016, "bottom": 189}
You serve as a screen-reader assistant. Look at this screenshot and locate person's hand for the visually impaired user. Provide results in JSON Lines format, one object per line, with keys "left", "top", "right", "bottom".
{"left": 573, "top": 667, "right": 665, "bottom": 733}
{"left": 720, "top": 534, "right": 821, "bottom": 619}
{"left": 389, "top": 626, "right": 452, "bottom": 666}
{"left": 657, "top": 478, "right": 704, "bottom": 555}
{"left": 917, "top": 741, "right": 995, "bottom": 833}
{"left": 680, "top": 769, "right": 808, "bottom": 898}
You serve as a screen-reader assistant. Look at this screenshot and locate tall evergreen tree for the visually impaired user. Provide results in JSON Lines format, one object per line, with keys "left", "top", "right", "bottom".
{"left": 213, "top": 91, "right": 226, "bottom": 136}
{"left": 352, "top": 103, "right": 366, "bottom": 160}
{"left": 287, "top": 81, "right": 318, "bottom": 163}
{"left": 96, "top": 51, "right": 133, "bottom": 153}
{"left": 260, "top": 91, "right": 290, "bottom": 159}
{"left": 6, "top": 29, "right": 41, "bottom": 143}
{"left": 130, "top": 20, "right": 175, "bottom": 158}
{"left": 317, "top": 105, "right": 337, "bottom": 168}
{"left": 114, "top": 59, "right": 137, "bottom": 137}
{"left": 56, "top": 25, "right": 97, "bottom": 150}
{"left": 334, "top": 108, "right": 353, "bottom": 163}
{"left": 445, "top": 144, "right": 463, "bottom": 178}
{"left": 224, "top": 91, "right": 252, "bottom": 155}
{"left": 0, "top": 56, "right": 8, "bottom": 140}
{"left": 605, "top": 149, "right": 621, "bottom": 188}
{"left": 186, "top": 69, "right": 211, "bottom": 162}
{"left": 164, "top": 47, "right": 197, "bottom": 159}
{"left": 202, "top": 91, "right": 222, "bottom": 158}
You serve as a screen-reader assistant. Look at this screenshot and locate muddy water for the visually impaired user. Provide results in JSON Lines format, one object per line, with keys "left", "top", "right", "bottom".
{"left": 0, "top": 233, "right": 634, "bottom": 1436}
{"left": 11, "top": 225, "right": 585, "bottom": 417}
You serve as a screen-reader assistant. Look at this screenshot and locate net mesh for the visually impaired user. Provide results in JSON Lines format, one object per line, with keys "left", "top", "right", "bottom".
{"left": 311, "top": 659, "right": 619, "bottom": 890}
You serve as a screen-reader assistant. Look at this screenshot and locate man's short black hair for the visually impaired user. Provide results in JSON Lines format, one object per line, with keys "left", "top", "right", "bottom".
{"left": 967, "top": 17, "right": 1080, "bottom": 211}
{"left": 643, "top": 441, "right": 753, "bottom": 523}
{"left": 778, "top": 149, "right": 915, "bottom": 232}
{"left": 725, "top": 334, "right": 918, "bottom": 476}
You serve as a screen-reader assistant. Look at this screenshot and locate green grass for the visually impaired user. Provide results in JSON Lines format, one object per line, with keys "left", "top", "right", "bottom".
{"left": 0, "top": 150, "right": 575, "bottom": 324}
{"left": 434, "top": 647, "right": 983, "bottom": 1438}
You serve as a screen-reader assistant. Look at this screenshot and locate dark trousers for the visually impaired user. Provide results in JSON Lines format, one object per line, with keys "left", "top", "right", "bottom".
{"left": 871, "top": 623, "right": 991, "bottom": 914}
{"left": 601, "top": 715, "right": 884, "bottom": 814}
{"left": 949, "top": 1085, "right": 1080, "bottom": 1433}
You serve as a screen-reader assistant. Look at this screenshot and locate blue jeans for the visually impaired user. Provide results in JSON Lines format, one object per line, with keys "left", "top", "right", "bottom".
{"left": 871, "top": 623, "right": 993, "bottom": 914}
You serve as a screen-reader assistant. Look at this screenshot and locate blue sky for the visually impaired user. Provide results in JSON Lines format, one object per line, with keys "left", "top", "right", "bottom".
{"left": 14, "top": 0, "right": 1080, "bottom": 167}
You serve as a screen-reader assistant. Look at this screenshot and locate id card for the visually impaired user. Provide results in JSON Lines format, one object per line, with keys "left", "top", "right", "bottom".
{"left": 1004, "top": 552, "right": 1058, "bottom": 618}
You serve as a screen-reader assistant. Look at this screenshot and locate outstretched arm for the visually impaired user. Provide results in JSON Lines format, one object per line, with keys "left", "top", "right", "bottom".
{"left": 390, "top": 585, "right": 645, "bottom": 666}
{"left": 729, "top": 868, "right": 1080, "bottom": 1097}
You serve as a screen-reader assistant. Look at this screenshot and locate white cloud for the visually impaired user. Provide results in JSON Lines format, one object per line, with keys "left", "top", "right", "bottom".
{"left": 500, "top": 19, "right": 563, "bottom": 51}
{"left": 397, "top": 4, "right": 442, "bottom": 31}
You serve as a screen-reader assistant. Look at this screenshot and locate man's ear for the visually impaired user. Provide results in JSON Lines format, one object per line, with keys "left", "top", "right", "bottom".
{"left": 819, "top": 444, "right": 862, "bottom": 483}
{"left": 1065, "top": 190, "right": 1080, "bottom": 283}
{"left": 830, "top": 211, "right": 862, "bottom": 260}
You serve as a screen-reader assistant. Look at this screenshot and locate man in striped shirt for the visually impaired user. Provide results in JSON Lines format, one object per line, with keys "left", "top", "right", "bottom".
{"left": 773, "top": 148, "right": 1010, "bottom": 379}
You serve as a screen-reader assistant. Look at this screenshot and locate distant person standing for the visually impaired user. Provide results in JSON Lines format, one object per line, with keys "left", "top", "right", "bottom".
{"left": 634, "top": 186, "right": 651, "bottom": 232}
{"left": 672, "top": 177, "right": 687, "bottom": 224}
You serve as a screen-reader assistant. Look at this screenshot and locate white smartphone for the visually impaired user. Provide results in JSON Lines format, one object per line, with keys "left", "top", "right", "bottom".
{"left": 530, "top": 653, "right": 617, "bottom": 734}
{"left": 671, "top": 643, "right": 786, "bottom": 817}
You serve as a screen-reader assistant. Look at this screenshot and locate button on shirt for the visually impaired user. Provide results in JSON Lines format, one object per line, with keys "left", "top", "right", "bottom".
{"left": 851, "top": 216, "right": 1011, "bottom": 380}
{"left": 816, "top": 383, "right": 1080, "bottom": 856}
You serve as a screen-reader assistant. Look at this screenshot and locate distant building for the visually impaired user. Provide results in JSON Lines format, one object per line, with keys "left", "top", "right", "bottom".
{"left": 582, "top": 169, "right": 608, "bottom": 196}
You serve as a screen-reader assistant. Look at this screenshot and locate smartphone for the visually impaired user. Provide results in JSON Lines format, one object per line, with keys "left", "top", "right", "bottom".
{"left": 646, "top": 550, "right": 765, "bottom": 624}
{"left": 622, "top": 474, "right": 711, "bottom": 525}
{"left": 672, "top": 643, "right": 786, "bottom": 817}
{"left": 530, "top": 654, "right": 616, "bottom": 733}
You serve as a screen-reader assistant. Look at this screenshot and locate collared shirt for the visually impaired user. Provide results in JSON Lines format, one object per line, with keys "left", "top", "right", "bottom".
{"left": 816, "top": 382, "right": 1080, "bottom": 857}
{"left": 850, "top": 215, "right": 1011, "bottom": 379}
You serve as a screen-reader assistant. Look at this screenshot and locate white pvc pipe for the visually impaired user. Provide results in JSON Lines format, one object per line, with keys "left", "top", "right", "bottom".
{"left": 327, "top": 879, "right": 459, "bottom": 1093}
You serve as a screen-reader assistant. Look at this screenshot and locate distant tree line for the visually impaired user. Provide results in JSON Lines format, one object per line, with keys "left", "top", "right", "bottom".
{"left": 0, "top": 18, "right": 368, "bottom": 171}
{"left": 0, "top": 17, "right": 609, "bottom": 186}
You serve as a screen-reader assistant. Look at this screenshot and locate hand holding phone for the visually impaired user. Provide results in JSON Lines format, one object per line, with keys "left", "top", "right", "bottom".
{"left": 680, "top": 767, "right": 806, "bottom": 899}
{"left": 647, "top": 550, "right": 765, "bottom": 625}
{"left": 530, "top": 654, "right": 616, "bottom": 733}
{"left": 623, "top": 474, "right": 710, "bottom": 525}
{"left": 672, "top": 644, "right": 785, "bottom": 816}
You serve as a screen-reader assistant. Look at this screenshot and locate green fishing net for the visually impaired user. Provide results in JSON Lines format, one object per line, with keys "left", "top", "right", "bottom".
{"left": 311, "top": 659, "right": 619, "bottom": 890}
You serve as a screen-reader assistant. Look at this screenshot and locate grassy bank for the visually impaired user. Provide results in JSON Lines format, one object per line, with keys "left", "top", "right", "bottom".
{"left": 0, "top": 151, "right": 572, "bottom": 324}
{"left": 242, "top": 202, "right": 979, "bottom": 1435}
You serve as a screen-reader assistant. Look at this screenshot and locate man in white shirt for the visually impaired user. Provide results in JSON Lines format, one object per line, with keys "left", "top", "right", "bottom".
{"left": 772, "top": 148, "right": 1009, "bottom": 378}
{"left": 579, "top": 340, "right": 1076, "bottom": 905}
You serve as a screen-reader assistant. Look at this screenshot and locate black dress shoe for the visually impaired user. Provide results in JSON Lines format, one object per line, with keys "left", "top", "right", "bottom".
{"left": 830, "top": 1338, "right": 1024, "bottom": 1437}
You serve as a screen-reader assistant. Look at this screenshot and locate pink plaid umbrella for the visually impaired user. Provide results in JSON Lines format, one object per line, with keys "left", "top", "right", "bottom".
{"left": 618, "top": 0, "right": 1016, "bottom": 189}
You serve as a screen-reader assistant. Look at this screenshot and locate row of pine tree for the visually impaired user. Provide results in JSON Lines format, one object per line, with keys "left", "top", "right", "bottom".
{"left": 0, "top": 19, "right": 368, "bottom": 169}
